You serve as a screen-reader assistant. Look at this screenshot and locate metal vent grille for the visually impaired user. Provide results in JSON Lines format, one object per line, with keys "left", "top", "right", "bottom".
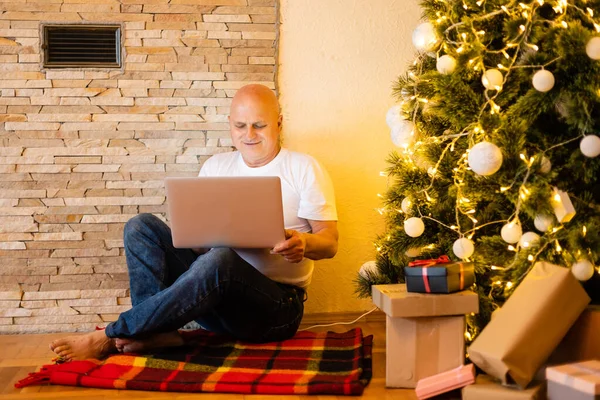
{"left": 43, "top": 25, "right": 121, "bottom": 68}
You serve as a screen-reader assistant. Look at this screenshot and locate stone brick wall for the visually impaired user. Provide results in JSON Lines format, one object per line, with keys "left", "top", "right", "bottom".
{"left": 0, "top": 0, "right": 277, "bottom": 333}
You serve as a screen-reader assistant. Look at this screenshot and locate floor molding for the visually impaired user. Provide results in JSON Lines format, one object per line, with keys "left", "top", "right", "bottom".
{"left": 300, "top": 309, "right": 384, "bottom": 326}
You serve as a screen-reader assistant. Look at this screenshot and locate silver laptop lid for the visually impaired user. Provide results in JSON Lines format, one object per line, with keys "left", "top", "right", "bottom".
{"left": 165, "top": 176, "right": 285, "bottom": 249}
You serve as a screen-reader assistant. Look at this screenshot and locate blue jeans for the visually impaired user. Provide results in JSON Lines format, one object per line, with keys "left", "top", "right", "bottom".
{"left": 104, "top": 213, "right": 305, "bottom": 343}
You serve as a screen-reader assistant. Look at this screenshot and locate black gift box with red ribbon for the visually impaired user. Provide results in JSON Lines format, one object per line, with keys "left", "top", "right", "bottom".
{"left": 404, "top": 255, "right": 475, "bottom": 294}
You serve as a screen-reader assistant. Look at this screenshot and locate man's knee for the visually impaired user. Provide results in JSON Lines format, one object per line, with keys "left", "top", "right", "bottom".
{"left": 192, "top": 248, "right": 241, "bottom": 279}
{"left": 124, "top": 213, "right": 161, "bottom": 239}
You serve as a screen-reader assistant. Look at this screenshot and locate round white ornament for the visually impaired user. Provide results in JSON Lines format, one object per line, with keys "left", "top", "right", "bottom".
{"left": 519, "top": 231, "right": 540, "bottom": 248}
{"left": 467, "top": 141, "right": 503, "bottom": 176}
{"left": 534, "top": 214, "right": 554, "bottom": 232}
{"left": 540, "top": 156, "right": 552, "bottom": 173}
{"left": 501, "top": 222, "right": 523, "bottom": 244}
{"left": 405, "top": 247, "right": 422, "bottom": 258}
{"left": 386, "top": 104, "right": 404, "bottom": 129}
{"left": 481, "top": 69, "right": 503, "bottom": 90}
{"left": 580, "top": 135, "right": 600, "bottom": 158}
{"left": 359, "top": 261, "right": 379, "bottom": 279}
{"left": 390, "top": 120, "right": 416, "bottom": 148}
{"left": 571, "top": 259, "right": 595, "bottom": 281}
{"left": 453, "top": 238, "right": 475, "bottom": 259}
{"left": 404, "top": 217, "right": 425, "bottom": 238}
{"left": 401, "top": 197, "right": 413, "bottom": 214}
{"left": 532, "top": 69, "right": 555, "bottom": 92}
{"left": 412, "top": 22, "right": 437, "bottom": 51}
{"left": 437, "top": 55, "right": 457, "bottom": 75}
{"left": 586, "top": 37, "right": 600, "bottom": 60}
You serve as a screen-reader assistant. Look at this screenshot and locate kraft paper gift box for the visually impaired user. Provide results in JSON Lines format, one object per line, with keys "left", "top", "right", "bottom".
{"left": 372, "top": 284, "right": 479, "bottom": 388}
{"left": 404, "top": 255, "right": 475, "bottom": 294}
{"left": 415, "top": 363, "right": 475, "bottom": 399}
{"left": 462, "top": 374, "right": 546, "bottom": 399}
{"left": 546, "top": 360, "right": 600, "bottom": 400}
{"left": 550, "top": 306, "right": 600, "bottom": 365}
{"left": 468, "top": 262, "right": 590, "bottom": 388}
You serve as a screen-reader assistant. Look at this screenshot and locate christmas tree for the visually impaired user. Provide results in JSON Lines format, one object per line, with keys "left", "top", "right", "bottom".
{"left": 356, "top": 0, "right": 600, "bottom": 338}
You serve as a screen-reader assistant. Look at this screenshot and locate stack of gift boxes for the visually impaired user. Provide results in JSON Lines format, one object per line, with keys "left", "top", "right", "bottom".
{"left": 373, "top": 257, "right": 600, "bottom": 399}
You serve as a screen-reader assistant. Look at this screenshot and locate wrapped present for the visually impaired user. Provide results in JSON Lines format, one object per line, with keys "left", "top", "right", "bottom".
{"left": 372, "top": 284, "right": 479, "bottom": 388}
{"left": 468, "top": 262, "right": 590, "bottom": 388}
{"left": 546, "top": 360, "right": 600, "bottom": 400}
{"left": 372, "top": 283, "right": 479, "bottom": 318}
{"left": 462, "top": 374, "right": 546, "bottom": 399}
{"left": 415, "top": 363, "right": 476, "bottom": 399}
{"left": 550, "top": 306, "right": 600, "bottom": 365}
{"left": 405, "top": 255, "right": 475, "bottom": 294}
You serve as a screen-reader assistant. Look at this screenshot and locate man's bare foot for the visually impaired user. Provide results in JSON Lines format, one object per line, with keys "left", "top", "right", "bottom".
{"left": 49, "top": 330, "right": 116, "bottom": 361}
{"left": 114, "top": 331, "right": 184, "bottom": 354}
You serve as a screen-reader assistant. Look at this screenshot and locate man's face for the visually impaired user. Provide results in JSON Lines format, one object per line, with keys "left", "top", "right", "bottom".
{"left": 229, "top": 95, "right": 282, "bottom": 168}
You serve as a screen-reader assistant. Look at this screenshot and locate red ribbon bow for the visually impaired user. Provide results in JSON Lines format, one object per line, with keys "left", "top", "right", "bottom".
{"left": 408, "top": 255, "right": 451, "bottom": 268}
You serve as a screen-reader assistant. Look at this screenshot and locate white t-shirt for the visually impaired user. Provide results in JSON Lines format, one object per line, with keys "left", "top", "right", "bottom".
{"left": 198, "top": 148, "right": 337, "bottom": 288}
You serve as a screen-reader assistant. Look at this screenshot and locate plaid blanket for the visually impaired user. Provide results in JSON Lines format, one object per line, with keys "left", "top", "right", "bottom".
{"left": 16, "top": 328, "right": 373, "bottom": 395}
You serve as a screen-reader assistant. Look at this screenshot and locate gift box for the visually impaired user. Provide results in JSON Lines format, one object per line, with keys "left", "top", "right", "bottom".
{"left": 415, "top": 363, "right": 475, "bottom": 399}
{"left": 372, "top": 283, "right": 479, "bottom": 318}
{"left": 372, "top": 284, "right": 479, "bottom": 388}
{"left": 462, "top": 374, "right": 546, "bottom": 399}
{"left": 405, "top": 255, "right": 475, "bottom": 294}
{"left": 546, "top": 360, "right": 600, "bottom": 400}
{"left": 550, "top": 306, "right": 600, "bottom": 365}
{"left": 468, "top": 262, "right": 590, "bottom": 388}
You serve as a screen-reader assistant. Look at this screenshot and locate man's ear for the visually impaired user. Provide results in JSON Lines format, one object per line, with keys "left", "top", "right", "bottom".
{"left": 278, "top": 115, "right": 283, "bottom": 129}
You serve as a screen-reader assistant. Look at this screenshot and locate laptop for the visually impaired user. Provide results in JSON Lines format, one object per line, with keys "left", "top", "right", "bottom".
{"left": 164, "top": 176, "right": 286, "bottom": 249}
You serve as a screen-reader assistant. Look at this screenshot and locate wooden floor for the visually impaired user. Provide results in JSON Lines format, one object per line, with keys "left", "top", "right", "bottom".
{"left": 0, "top": 317, "right": 420, "bottom": 400}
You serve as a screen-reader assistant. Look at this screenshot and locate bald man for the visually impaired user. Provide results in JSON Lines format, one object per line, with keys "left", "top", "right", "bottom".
{"left": 50, "top": 84, "right": 338, "bottom": 360}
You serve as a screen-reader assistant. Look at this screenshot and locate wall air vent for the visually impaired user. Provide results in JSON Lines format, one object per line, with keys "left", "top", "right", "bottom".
{"left": 43, "top": 25, "right": 121, "bottom": 68}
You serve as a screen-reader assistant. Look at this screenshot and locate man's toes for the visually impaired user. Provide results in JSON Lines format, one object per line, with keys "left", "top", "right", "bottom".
{"left": 49, "top": 339, "right": 65, "bottom": 351}
{"left": 52, "top": 344, "right": 70, "bottom": 355}
{"left": 57, "top": 350, "right": 72, "bottom": 359}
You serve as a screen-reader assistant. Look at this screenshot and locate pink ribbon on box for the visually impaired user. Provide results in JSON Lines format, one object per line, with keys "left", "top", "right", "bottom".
{"left": 422, "top": 268, "right": 431, "bottom": 293}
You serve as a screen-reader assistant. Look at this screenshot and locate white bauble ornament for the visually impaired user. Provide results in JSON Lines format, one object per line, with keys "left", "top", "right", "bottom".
{"left": 534, "top": 214, "right": 554, "bottom": 232}
{"left": 468, "top": 141, "right": 503, "bottom": 176}
{"left": 359, "top": 261, "right": 379, "bottom": 279}
{"left": 580, "top": 135, "right": 600, "bottom": 158}
{"left": 501, "top": 222, "right": 523, "bottom": 244}
{"left": 401, "top": 197, "right": 413, "bottom": 214}
{"left": 386, "top": 104, "right": 404, "bottom": 129}
{"left": 540, "top": 156, "right": 552, "bottom": 173}
{"left": 404, "top": 217, "right": 425, "bottom": 238}
{"left": 453, "top": 238, "right": 475, "bottom": 259}
{"left": 481, "top": 69, "right": 503, "bottom": 90}
{"left": 519, "top": 231, "right": 540, "bottom": 248}
{"left": 412, "top": 22, "right": 437, "bottom": 51}
{"left": 391, "top": 120, "right": 416, "bottom": 148}
{"left": 532, "top": 69, "right": 555, "bottom": 92}
{"left": 405, "top": 247, "right": 422, "bottom": 258}
{"left": 571, "top": 259, "right": 595, "bottom": 281}
{"left": 586, "top": 37, "right": 600, "bottom": 60}
{"left": 437, "top": 55, "right": 457, "bottom": 75}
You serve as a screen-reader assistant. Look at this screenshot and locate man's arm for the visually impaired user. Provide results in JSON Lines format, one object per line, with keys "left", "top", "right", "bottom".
{"left": 271, "top": 220, "right": 338, "bottom": 263}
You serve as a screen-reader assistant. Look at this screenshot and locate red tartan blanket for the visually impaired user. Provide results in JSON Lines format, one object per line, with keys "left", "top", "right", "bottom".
{"left": 16, "top": 328, "right": 373, "bottom": 395}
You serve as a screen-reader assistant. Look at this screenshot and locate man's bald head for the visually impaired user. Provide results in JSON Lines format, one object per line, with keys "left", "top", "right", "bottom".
{"left": 228, "top": 84, "right": 283, "bottom": 167}
{"left": 231, "top": 84, "right": 280, "bottom": 117}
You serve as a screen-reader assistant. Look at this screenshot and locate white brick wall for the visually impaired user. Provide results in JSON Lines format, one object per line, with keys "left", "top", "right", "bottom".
{"left": 0, "top": 0, "right": 277, "bottom": 333}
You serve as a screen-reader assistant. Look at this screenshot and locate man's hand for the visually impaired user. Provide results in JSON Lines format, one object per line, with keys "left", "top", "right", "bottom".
{"left": 270, "top": 229, "right": 306, "bottom": 263}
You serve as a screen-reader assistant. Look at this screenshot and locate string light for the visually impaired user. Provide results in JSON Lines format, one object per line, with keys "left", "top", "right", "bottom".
{"left": 373, "top": 0, "right": 599, "bottom": 301}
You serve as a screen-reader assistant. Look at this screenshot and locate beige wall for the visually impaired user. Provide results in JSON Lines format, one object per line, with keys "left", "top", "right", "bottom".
{"left": 0, "top": 0, "right": 424, "bottom": 332}
{"left": 0, "top": 0, "right": 276, "bottom": 333}
{"left": 278, "top": 0, "right": 421, "bottom": 313}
